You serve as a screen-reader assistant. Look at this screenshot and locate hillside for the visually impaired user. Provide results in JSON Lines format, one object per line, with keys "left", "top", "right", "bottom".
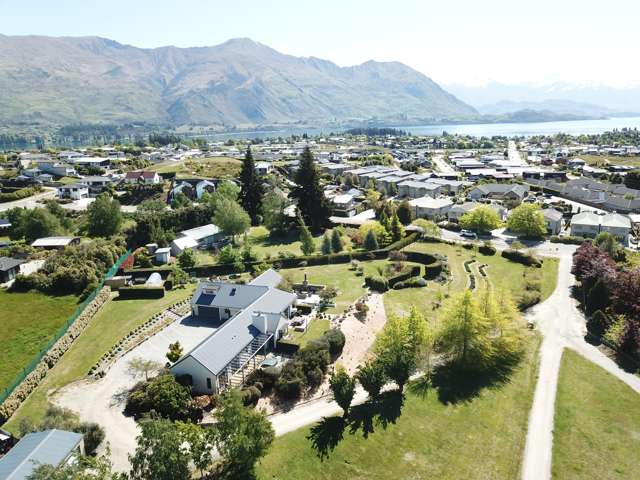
{"left": 0, "top": 35, "right": 477, "bottom": 128}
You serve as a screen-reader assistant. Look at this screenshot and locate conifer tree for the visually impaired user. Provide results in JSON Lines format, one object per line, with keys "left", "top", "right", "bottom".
{"left": 321, "top": 232, "right": 332, "bottom": 254}
{"left": 289, "top": 147, "right": 330, "bottom": 232}
{"left": 331, "top": 229, "right": 343, "bottom": 253}
{"left": 299, "top": 216, "right": 315, "bottom": 255}
{"left": 239, "top": 146, "right": 264, "bottom": 225}
{"left": 364, "top": 229, "right": 379, "bottom": 251}
{"left": 390, "top": 213, "right": 404, "bottom": 242}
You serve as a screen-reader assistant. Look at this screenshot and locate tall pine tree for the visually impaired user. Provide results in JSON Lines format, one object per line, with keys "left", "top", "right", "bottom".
{"left": 290, "top": 146, "right": 330, "bottom": 232}
{"left": 239, "top": 146, "right": 264, "bottom": 225}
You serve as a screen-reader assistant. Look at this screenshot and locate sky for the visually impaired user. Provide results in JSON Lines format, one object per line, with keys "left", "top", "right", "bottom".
{"left": 1, "top": 0, "right": 639, "bottom": 88}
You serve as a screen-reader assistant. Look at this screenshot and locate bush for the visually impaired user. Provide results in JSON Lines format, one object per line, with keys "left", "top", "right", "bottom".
{"left": 322, "top": 328, "right": 346, "bottom": 357}
{"left": 240, "top": 385, "right": 262, "bottom": 406}
{"left": 440, "top": 221, "right": 462, "bottom": 232}
{"left": 393, "top": 277, "right": 427, "bottom": 289}
{"left": 518, "top": 290, "right": 542, "bottom": 310}
{"left": 587, "top": 310, "right": 610, "bottom": 337}
{"left": 125, "top": 373, "right": 197, "bottom": 421}
{"left": 501, "top": 249, "right": 542, "bottom": 267}
{"left": 478, "top": 242, "right": 496, "bottom": 255}
{"left": 550, "top": 235, "right": 587, "bottom": 245}
{"left": 78, "top": 422, "right": 105, "bottom": 456}
{"left": 365, "top": 274, "right": 389, "bottom": 292}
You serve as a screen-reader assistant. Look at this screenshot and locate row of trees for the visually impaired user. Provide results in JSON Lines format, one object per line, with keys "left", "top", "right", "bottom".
{"left": 459, "top": 202, "right": 547, "bottom": 239}
{"left": 328, "top": 289, "right": 524, "bottom": 416}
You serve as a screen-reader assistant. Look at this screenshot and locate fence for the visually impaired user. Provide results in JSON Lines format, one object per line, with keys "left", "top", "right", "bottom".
{"left": 0, "top": 249, "right": 132, "bottom": 406}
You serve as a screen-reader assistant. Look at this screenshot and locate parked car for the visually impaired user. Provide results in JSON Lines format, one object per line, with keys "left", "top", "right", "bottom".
{"left": 460, "top": 230, "right": 477, "bottom": 239}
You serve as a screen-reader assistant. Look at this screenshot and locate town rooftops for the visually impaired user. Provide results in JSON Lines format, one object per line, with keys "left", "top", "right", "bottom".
{"left": 31, "top": 236, "right": 79, "bottom": 248}
{"left": 409, "top": 197, "right": 454, "bottom": 209}
{"left": 542, "top": 208, "right": 564, "bottom": 222}
{"left": 179, "top": 224, "right": 221, "bottom": 241}
{"left": 125, "top": 170, "right": 157, "bottom": 180}
{"left": 0, "top": 429, "right": 83, "bottom": 480}
{"left": 397, "top": 180, "right": 440, "bottom": 189}
{"left": 0, "top": 257, "right": 23, "bottom": 272}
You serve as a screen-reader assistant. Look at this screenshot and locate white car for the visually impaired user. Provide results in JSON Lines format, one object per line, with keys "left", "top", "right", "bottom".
{"left": 460, "top": 230, "right": 477, "bottom": 239}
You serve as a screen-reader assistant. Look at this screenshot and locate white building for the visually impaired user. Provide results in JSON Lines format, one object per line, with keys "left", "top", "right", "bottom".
{"left": 409, "top": 197, "right": 453, "bottom": 220}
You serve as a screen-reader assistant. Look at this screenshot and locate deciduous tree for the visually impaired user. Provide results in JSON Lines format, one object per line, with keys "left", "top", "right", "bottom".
{"left": 329, "top": 365, "right": 356, "bottom": 416}
{"left": 87, "top": 193, "right": 123, "bottom": 237}
{"left": 506, "top": 203, "right": 547, "bottom": 239}
{"left": 459, "top": 205, "right": 502, "bottom": 234}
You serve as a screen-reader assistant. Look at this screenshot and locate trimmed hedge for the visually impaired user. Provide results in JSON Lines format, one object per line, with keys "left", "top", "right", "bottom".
{"left": 393, "top": 277, "right": 427, "bottom": 289}
{"left": 365, "top": 274, "right": 389, "bottom": 292}
{"left": 501, "top": 249, "right": 542, "bottom": 267}
{"left": 550, "top": 235, "right": 587, "bottom": 245}
{"left": 478, "top": 244, "right": 497, "bottom": 255}
{"left": 387, "top": 265, "right": 421, "bottom": 287}
{"left": 118, "top": 285, "right": 165, "bottom": 299}
{"left": 0, "top": 186, "right": 39, "bottom": 203}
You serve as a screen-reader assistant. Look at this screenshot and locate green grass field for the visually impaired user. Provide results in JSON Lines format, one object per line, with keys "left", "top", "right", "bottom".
{"left": 151, "top": 156, "right": 242, "bottom": 179}
{"left": 288, "top": 318, "right": 331, "bottom": 347}
{"left": 0, "top": 290, "right": 79, "bottom": 394}
{"left": 246, "top": 226, "right": 324, "bottom": 259}
{"left": 383, "top": 242, "right": 559, "bottom": 319}
{"left": 552, "top": 349, "right": 640, "bottom": 479}
{"left": 257, "top": 334, "right": 541, "bottom": 480}
{"left": 3, "top": 285, "right": 195, "bottom": 432}
{"left": 580, "top": 153, "right": 640, "bottom": 168}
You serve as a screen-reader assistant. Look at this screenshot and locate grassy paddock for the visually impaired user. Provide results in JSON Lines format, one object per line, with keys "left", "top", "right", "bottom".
{"left": 580, "top": 153, "right": 640, "bottom": 168}
{"left": 3, "top": 285, "right": 195, "bottom": 432}
{"left": 552, "top": 349, "right": 640, "bottom": 479}
{"left": 151, "top": 156, "right": 242, "bottom": 178}
{"left": 0, "top": 290, "right": 78, "bottom": 393}
{"left": 257, "top": 334, "right": 541, "bottom": 480}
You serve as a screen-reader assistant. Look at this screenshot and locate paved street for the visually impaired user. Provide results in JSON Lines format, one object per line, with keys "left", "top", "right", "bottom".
{"left": 432, "top": 154, "right": 454, "bottom": 173}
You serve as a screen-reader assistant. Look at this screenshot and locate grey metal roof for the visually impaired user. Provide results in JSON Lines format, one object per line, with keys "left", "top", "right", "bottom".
{"left": 249, "top": 268, "right": 282, "bottom": 288}
{"left": 183, "top": 287, "right": 295, "bottom": 375}
{"left": 0, "top": 257, "right": 23, "bottom": 272}
{"left": 0, "top": 429, "right": 83, "bottom": 480}
{"left": 193, "top": 282, "right": 268, "bottom": 310}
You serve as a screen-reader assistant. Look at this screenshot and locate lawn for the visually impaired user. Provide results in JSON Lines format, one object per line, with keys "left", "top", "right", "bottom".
{"left": 288, "top": 318, "right": 331, "bottom": 347}
{"left": 245, "top": 226, "right": 324, "bottom": 259}
{"left": 151, "top": 156, "right": 242, "bottom": 179}
{"left": 384, "top": 242, "right": 559, "bottom": 319}
{"left": 0, "top": 290, "right": 79, "bottom": 394}
{"left": 580, "top": 153, "right": 640, "bottom": 167}
{"left": 552, "top": 349, "right": 640, "bottom": 480}
{"left": 3, "top": 285, "right": 196, "bottom": 432}
{"left": 257, "top": 334, "right": 541, "bottom": 480}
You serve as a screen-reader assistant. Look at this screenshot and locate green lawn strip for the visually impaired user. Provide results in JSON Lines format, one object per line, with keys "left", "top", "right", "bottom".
{"left": 580, "top": 153, "right": 640, "bottom": 167}
{"left": 287, "top": 318, "right": 331, "bottom": 347}
{"left": 257, "top": 334, "right": 541, "bottom": 480}
{"left": 552, "top": 349, "right": 640, "bottom": 480}
{"left": 0, "top": 290, "right": 79, "bottom": 393}
{"left": 3, "top": 285, "right": 195, "bottom": 433}
{"left": 245, "top": 226, "right": 324, "bottom": 258}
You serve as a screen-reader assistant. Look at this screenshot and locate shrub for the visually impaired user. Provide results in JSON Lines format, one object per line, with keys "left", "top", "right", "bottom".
{"left": 118, "top": 285, "right": 165, "bottom": 299}
{"left": 393, "top": 277, "right": 427, "bottom": 289}
{"left": 550, "top": 235, "right": 587, "bottom": 245}
{"left": 478, "top": 242, "right": 496, "bottom": 256}
{"left": 587, "top": 310, "right": 610, "bottom": 337}
{"left": 322, "top": 328, "right": 346, "bottom": 357}
{"left": 365, "top": 274, "right": 389, "bottom": 292}
{"left": 124, "top": 373, "right": 197, "bottom": 421}
{"left": 501, "top": 249, "right": 542, "bottom": 267}
{"left": 241, "top": 385, "right": 262, "bottom": 406}
{"left": 518, "top": 290, "right": 542, "bottom": 310}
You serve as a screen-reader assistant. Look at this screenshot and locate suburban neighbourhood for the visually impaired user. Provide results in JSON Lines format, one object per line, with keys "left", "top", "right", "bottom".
{"left": 1, "top": 126, "right": 640, "bottom": 479}
{"left": 0, "top": 2, "right": 639, "bottom": 479}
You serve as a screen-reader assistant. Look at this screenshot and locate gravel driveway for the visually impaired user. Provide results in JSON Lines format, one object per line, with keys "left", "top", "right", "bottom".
{"left": 55, "top": 315, "right": 216, "bottom": 472}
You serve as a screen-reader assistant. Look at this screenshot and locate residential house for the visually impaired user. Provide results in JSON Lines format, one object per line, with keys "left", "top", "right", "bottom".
{"left": 57, "top": 183, "right": 89, "bottom": 200}
{"left": 447, "top": 202, "right": 506, "bottom": 222}
{"left": 80, "top": 176, "right": 112, "bottom": 195}
{"left": 170, "top": 224, "right": 227, "bottom": 256}
{"left": 31, "top": 236, "right": 80, "bottom": 250}
{"left": 542, "top": 208, "right": 563, "bottom": 235}
{"left": 570, "top": 212, "right": 632, "bottom": 242}
{"left": 0, "top": 257, "right": 23, "bottom": 283}
{"left": 0, "top": 429, "right": 84, "bottom": 480}
{"left": 37, "top": 161, "right": 77, "bottom": 178}
{"left": 468, "top": 183, "right": 529, "bottom": 202}
{"left": 397, "top": 180, "right": 441, "bottom": 199}
{"left": 170, "top": 269, "right": 295, "bottom": 394}
{"left": 330, "top": 194, "right": 357, "bottom": 217}
{"left": 409, "top": 197, "right": 453, "bottom": 219}
{"left": 124, "top": 171, "right": 161, "bottom": 185}
{"left": 255, "top": 162, "right": 272, "bottom": 176}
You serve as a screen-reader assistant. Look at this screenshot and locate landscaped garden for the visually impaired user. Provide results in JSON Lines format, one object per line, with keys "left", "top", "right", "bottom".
{"left": 257, "top": 333, "right": 542, "bottom": 480}
{"left": 3, "top": 285, "right": 196, "bottom": 432}
{"left": 0, "top": 290, "right": 79, "bottom": 393}
{"left": 552, "top": 349, "right": 640, "bottom": 480}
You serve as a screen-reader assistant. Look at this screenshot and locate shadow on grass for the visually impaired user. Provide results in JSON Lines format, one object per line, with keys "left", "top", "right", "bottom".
{"left": 307, "top": 390, "right": 404, "bottom": 460}
{"left": 431, "top": 358, "right": 520, "bottom": 405}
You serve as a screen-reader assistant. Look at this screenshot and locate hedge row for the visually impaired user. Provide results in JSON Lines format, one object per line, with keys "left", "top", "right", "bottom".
{"left": 0, "top": 287, "right": 111, "bottom": 422}
{"left": 550, "top": 235, "right": 587, "bottom": 245}
{"left": 478, "top": 243, "right": 497, "bottom": 255}
{"left": 387, "top": 265, "right": 421, "bottom": 288}
{"left": 124, "top": 233, "right": 420, "bottom": 278}
{"left": 365, "top": 274, "right": 389, "bottom": 292}
{"left": 501, "top": 249, "right": 543, "bottom": 267}
{"left": 0, "top": 186, "right": 39, "bottom": 203}
{"left": 118, "top": 285, "right": 166, "bottom": 299}
{"left": 403, "top": 251, "right": 445, "bottom": 279}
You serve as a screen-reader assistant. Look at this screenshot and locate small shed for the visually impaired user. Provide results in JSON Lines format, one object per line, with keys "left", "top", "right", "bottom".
{"left": 155, "top": 247, "right": 171, "bottom": 264}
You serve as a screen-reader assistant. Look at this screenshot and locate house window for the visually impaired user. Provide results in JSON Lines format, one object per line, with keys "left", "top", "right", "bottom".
{"left": 206, "top": 378, "right": 212, "bottom": 390}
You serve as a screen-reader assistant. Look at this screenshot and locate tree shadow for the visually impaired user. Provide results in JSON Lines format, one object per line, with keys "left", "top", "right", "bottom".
{"left": 307, "top": 390, "right": 405, "bottom": 460}
{"left": 306, "top": 416, "right": 346, "bottom": 460}
{"left": 431, "top": 359, "right": 518, "bottom": 405}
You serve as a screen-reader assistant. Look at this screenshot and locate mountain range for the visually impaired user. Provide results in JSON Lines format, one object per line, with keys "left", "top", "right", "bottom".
{"left": 0, "top": 35, "right": 477, "bottom": 128}
{"left": 446, "top": 81, "right": 640, "bottom": 117}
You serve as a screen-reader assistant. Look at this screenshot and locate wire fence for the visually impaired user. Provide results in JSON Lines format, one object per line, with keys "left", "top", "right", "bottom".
{"left": 0, "top": 250, "right": 131, "bottom": 406}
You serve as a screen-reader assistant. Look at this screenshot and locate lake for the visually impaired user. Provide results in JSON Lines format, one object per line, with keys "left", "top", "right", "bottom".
{"left": 206, "top": 116, "right": 640, "bottom": 140}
